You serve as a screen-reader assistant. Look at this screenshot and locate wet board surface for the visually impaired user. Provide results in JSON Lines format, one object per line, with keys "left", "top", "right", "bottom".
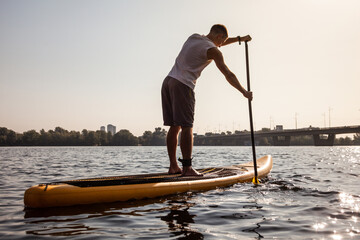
{"left": 56, "top": 167, "right": 244, "bottom": 187}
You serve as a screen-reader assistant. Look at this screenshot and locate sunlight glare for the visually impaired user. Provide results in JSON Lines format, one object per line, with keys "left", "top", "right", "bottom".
{"left": 339, "top": 192, "right": 360, "bottom": 215}
{"left": 313, "top": 222, "right": 326, "bottom": 231}
{"left": 332, "top": 234, "right": 342, "bottom": 240}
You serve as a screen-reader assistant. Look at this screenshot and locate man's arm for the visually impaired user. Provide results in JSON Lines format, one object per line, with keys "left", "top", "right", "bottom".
{"left": 207, "top": 47, "right": 252, "bottom": 100}
{"left": 221, "top": 35, "right": 252, "bottom": 47}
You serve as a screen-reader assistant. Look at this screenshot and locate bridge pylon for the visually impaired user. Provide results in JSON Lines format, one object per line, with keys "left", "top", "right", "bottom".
{"left": 313, "top": 134, "right": 335, "bottom": 146}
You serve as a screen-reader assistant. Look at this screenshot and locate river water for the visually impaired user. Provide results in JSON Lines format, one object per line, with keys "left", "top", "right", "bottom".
{"left": 0, "top": 146, "right": 359, "bottom": 239}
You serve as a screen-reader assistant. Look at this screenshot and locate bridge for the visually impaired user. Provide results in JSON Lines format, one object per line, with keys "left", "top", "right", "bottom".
{"left": 194, "top": 125, "right": 360, "bottom": 146}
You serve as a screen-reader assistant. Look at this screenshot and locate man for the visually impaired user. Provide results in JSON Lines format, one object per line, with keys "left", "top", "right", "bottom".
{"left": 161, "top": 24, "right": 252, "bottom": 176}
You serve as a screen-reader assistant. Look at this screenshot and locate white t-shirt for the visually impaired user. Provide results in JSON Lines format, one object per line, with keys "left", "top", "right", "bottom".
{"left": 168, "top": 34, "right": 216, "bottom": 90}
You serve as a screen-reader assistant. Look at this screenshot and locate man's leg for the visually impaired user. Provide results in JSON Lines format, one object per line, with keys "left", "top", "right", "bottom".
{"left": 167, "top": 126, "right": 182, "bottom": 174}
{"left": 180, "top": 127, "right": 202, "bottom": 176}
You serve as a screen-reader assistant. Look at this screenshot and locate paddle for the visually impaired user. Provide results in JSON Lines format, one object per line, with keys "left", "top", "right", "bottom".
{"left": 244, "top": 40, "right": 259, "bottom": 184}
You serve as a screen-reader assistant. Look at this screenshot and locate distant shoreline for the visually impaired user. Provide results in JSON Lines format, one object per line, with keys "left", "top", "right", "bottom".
{"left": 1, "top": 126, "right": 359, "bottom": 147}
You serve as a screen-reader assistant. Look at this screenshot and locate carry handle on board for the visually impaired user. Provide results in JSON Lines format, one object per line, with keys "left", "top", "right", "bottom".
{"left": 244, "top": 40, "right": 259, "bottom": 184}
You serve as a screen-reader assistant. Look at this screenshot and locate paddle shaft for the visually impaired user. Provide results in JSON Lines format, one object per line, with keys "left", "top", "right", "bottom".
{"left": 244, "top": 41, "right": 258, "bottom": 181}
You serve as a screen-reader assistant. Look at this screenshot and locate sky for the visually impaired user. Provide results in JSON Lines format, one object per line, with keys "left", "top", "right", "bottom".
{"left": 1, "top": 0, "right": 359, "bottom": 136}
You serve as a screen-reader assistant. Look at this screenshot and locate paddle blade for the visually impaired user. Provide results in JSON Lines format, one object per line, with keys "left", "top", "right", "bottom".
{"left": 252, "top": 176, "right": 260, "bottom": 185}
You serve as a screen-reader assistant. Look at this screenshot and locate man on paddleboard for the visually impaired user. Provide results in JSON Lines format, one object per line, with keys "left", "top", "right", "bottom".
{"left": 162, "top": 24, "right": 252, "bottom": 176}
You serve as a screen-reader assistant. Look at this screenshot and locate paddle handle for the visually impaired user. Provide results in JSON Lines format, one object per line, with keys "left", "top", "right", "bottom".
{"left": 244, "top": 41, "right": 259, "bottom": 184}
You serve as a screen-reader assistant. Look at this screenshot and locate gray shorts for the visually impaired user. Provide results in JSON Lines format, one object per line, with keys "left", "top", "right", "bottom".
{"left": 161, "top": 76, "right": 195, "bottom": 127}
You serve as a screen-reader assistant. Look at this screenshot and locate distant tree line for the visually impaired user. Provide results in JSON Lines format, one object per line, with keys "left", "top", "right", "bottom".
{"left": 0, "top": 127, "right": 167, "bottom": 146}
{"left": 335, "top": 134, "right": 360, "bottom": 145}
{"left": 1, "top": 126, "right": 359, "bottom": 146}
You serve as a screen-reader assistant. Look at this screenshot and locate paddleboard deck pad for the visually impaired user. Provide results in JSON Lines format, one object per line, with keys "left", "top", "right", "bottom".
{"left": 24, "top": 155, "right": 272, "bottom": 208}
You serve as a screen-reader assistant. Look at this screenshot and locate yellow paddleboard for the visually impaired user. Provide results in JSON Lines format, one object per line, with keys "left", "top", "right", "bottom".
{"left": 24, "top": 155, "right": 272, "bottom": 208}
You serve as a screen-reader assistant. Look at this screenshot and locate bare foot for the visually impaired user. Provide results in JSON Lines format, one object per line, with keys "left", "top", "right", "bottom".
{"left": 181, "top": 166, "right": 203, "bottom": 177}
{"left": 168, "top": 166, "right": 182, "bottom": 174}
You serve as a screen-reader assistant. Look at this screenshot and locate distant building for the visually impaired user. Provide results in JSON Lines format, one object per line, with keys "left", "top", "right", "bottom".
{"left": 276, "top": 125, "right": 283, "bottom": 131}
{"left": 100, "top": 126, "right": 106, "bottom": 132}
{"left": 107, "top": 124, "right": 116, "bottom": 135}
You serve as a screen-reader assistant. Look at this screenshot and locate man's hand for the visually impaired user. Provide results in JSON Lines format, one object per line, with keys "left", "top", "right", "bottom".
{"left": 240, "top": 35, "right": 252, "bottom": 43}
{"left": 221, "top": 35, "right": 252, "bottom": 47}
{"left": 243, "top": 90, "right": 253, "bottom": 101}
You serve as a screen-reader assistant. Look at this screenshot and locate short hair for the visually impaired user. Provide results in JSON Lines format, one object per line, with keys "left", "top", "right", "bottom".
{"left": 210, "top": 24, "right": 228, "bottom": 38}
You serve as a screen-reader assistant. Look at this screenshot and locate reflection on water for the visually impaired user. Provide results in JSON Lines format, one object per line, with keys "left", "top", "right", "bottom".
{"left": 24, "top": 194, "right": 205, "bottom": 239}
{"left": 160, "top": 199, "right": 204, "bottom": 240}
{"left": 1, "top": 146, "right": 360, "bottom": 239}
